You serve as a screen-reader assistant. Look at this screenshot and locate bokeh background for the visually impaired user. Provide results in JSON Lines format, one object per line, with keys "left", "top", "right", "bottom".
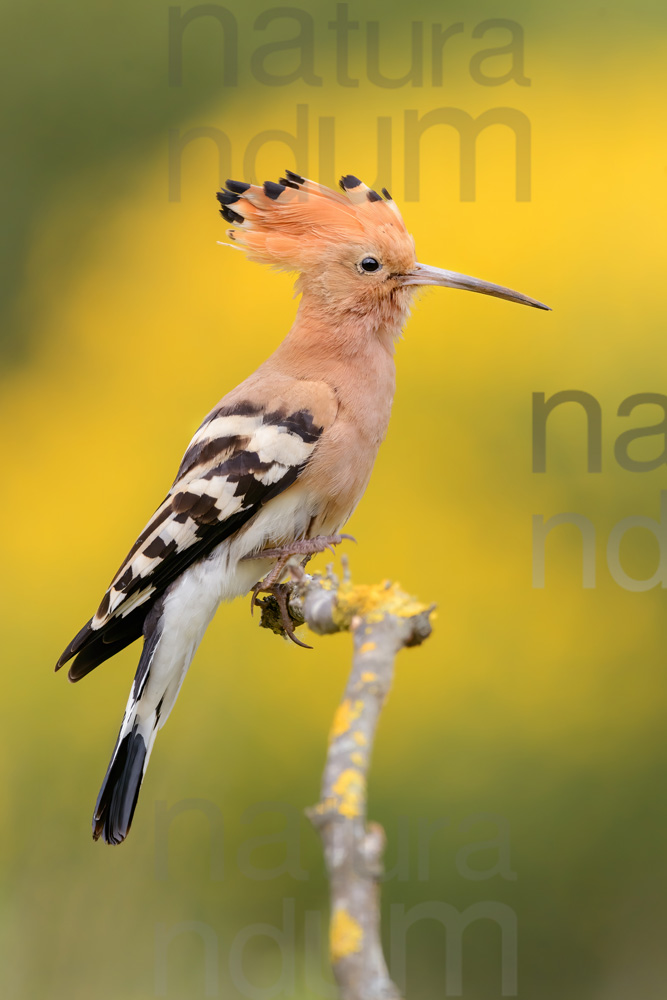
{"left": 2, "top": 1, "right": 667, "bottom": 997}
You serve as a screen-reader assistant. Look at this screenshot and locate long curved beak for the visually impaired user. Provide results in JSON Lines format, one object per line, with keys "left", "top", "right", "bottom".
{"left": 399, "top": 263, "right": 551, "bottom": 311}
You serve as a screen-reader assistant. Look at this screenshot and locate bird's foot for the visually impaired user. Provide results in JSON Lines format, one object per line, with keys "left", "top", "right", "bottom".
{"left": 253, "top": 583, "right": 312, "bottom": 649}
{"left": 249, "top": 533, "right": 356, "bottom": 565}
{"left": 246, "top": 534, "right": 355, "bottom": 647}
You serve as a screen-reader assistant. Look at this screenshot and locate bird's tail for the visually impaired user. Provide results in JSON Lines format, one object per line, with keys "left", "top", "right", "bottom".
{"left": 92, "top": 706, "right": 159, "bottom": 845}
{"left": 92, "top": 607, "right": 191, "bottom": 845}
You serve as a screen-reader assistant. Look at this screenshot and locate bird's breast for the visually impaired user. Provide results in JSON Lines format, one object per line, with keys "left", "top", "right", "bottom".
{"left": 299, "top": 349, "right": 397, "bottom": 532}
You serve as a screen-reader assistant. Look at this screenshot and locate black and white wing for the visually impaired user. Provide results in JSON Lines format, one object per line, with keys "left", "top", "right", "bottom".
{"left": 56, "top": 390, "right": 335, "bottom": 681}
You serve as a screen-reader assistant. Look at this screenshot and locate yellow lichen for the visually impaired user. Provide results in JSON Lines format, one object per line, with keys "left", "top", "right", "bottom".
{"left": 332, "top": 580, "right": 430, "bottom": 629}
{"left": 332, "top": 768, "right": 365, "bottom": 818}
{"left": 311, "top": 796, "right": 338, "bottom": 815}
{"left": 350, "top": 751, "right": 364, "bottom": 766}
{"left": 360, "top": 670, "right": 377, "bottom": 682}
{"left": 330, "top": 908, "right": 364, "bottom": 962}
{"left": 359, "top": 642, "right": 377, "bottom": 655}
{"left": 353, "top": 731, "right": 367, "bottom": 747}
{"left": 330, "top": 699, "right": 360, "bottom": 741}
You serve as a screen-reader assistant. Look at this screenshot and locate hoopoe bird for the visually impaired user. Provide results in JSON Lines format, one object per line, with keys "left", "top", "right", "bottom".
{"left": 56, "top": 171, "right": 549, "bottom": 845}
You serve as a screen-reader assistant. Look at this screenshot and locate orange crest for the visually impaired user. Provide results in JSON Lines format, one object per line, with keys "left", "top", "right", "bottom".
{"left": 216, "top": 172, "right": 414, "bottom": 274}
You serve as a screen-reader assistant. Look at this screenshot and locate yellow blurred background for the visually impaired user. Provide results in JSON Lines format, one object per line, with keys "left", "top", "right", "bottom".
{"left": 2, "top": 1, "right": 667, "bottom": 997}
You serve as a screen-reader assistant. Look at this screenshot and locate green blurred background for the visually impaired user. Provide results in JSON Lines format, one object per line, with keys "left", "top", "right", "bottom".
{"left": 2, "top": 1, "right": 667, "bottom": 996}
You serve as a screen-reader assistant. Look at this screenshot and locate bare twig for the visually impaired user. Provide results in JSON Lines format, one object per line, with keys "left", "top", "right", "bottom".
{"left": 261, "top": 563, "right": 435, "bottom": 1000}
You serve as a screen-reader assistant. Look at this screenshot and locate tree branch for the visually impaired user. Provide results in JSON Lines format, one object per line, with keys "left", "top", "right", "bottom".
{"left": 261, "top": 563, "right": 435, "bottom": 999}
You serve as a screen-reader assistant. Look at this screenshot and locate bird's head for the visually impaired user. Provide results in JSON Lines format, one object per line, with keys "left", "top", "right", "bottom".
{"left": 217, "top": 172, "right": 550, "bottom": 334}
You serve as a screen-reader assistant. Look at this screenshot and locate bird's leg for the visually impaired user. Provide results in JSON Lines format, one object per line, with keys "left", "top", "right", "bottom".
{"left": 249, "top": 533, "right": 356, "bottom": 564}
{"left": 245, "top": 534, "right": 355, "bottom": 645}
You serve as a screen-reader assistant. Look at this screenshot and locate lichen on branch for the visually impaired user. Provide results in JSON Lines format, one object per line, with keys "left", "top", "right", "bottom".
{"left": 258, "top": 562, "right": 435, "bottom": 1000}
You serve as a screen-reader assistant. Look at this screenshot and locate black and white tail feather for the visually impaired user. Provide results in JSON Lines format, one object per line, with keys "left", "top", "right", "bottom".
{"left": 92, "top": 603, "right": 164, "bottom": 844}
{"left": 57, "top": 384, "right": 334, "bottom": 844}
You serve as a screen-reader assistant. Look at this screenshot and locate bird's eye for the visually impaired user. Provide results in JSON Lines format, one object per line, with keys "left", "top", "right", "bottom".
{"left": 360, "top": 257, "right": 381, "bottom": 273}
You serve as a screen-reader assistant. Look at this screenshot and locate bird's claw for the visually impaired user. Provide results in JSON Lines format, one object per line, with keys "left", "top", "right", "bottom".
{"left": 246, "top": 533, "right": 356, "bottom": 563}
{"left": 251, "top": 584, "right": 312, "bottom": 648}
{"left": 247, "top": 533, "right": 355, "bottom": 645}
